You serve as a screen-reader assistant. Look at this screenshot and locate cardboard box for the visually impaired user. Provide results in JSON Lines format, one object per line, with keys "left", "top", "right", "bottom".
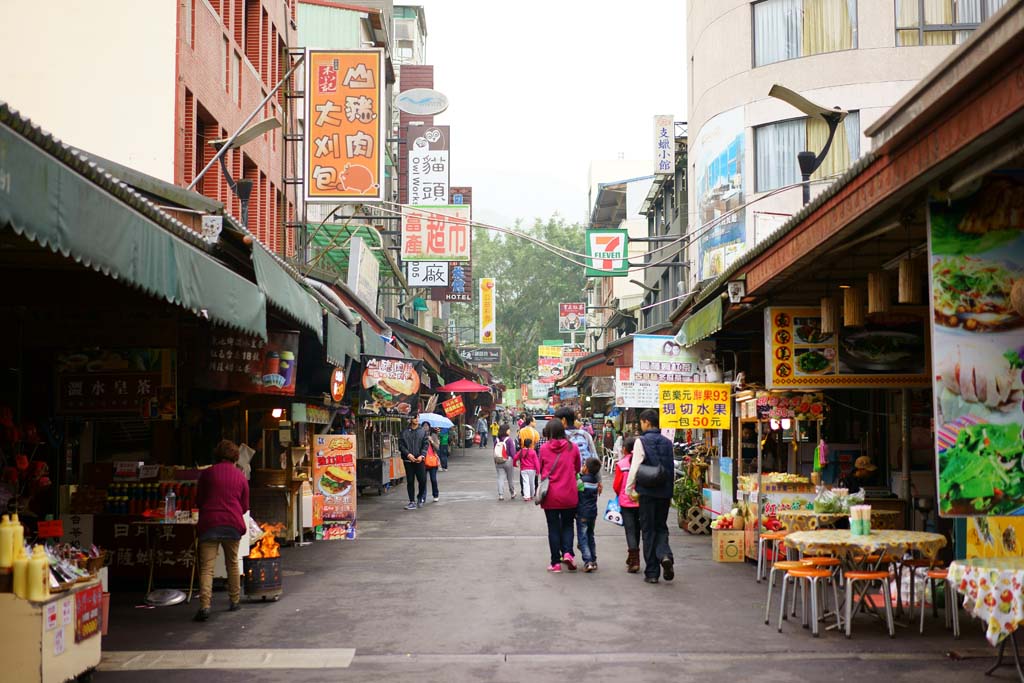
{"left": 712, "top": 529, "right": 745, "bottom": 562}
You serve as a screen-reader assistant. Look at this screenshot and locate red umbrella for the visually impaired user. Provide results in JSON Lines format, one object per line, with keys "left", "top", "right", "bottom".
{"left": 436, "top": 378, "right": 491, "bottom": 393}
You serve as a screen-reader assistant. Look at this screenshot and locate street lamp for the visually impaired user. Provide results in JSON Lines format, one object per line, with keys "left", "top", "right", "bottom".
{"left": 768, "top": 85, "right": 848, "bottom": 205}
{"left": 208, "top": 117, "right": 281, "bottom": 229}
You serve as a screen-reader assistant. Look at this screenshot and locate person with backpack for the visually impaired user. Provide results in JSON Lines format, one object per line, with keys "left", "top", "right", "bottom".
{"left": 625, "top": 409, "right": 675, "bottom": 584}
{"left": 555, "top": 407, "right": 597, "bottom": 469}
{"left": 519, "top": 415, "right": 541, "bottom": 452}
{"left": 493, "top": 424, "right": 516, "bottom": 501}
{"left": 501, "top": 426, "right": 518, "bottom": 500}
{"left": 513, "top": 437, "right": 540, "bottom": 501}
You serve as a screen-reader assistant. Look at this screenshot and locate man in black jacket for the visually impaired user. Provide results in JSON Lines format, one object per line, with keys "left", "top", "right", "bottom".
{"left": 399, "top": 416, "right": 429, "bottom": 509}
{"left": 625, "top": 409, "right": 675, "bottom": 583}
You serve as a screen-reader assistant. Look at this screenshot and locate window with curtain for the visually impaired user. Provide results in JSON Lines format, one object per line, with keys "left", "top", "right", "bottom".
{"left": 753, "top": 0, "right": 857, "bottom": 66}
{"left": 755, "top": 111, "right": 861, "bottom": 192}
{"left": 896, "top": 0, "right": 1008, "bottom": 46}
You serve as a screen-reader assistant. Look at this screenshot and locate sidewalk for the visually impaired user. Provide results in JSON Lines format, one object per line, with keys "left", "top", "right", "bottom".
{"left": 95, "top": 446, "right": 1003, "bottom": 682}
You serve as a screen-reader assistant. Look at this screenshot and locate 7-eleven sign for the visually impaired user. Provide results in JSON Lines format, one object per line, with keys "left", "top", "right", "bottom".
{"left": 585, "top": 229, "right": 629, "bottom": 276}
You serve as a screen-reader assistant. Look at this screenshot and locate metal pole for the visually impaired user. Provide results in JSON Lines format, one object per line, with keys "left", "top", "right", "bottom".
{"left": 188, "top": 54, "right": 306, "bottom": 192}
{"left": 755, "top": 419, "right": 763, "bottom": 549}
{"left": 901, "top": 388, "right": 912, "bottom": 528}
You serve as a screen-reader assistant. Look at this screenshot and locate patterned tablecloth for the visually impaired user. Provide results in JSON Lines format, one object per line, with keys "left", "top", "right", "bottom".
{"left": 949, "top": 557, "right": 1024, "bottom": 646}
{"left": 778, "top": 509, "right": 902, "bottom": 531}
{"left": 783, "top": 529, "right": 947, "bottom": 562}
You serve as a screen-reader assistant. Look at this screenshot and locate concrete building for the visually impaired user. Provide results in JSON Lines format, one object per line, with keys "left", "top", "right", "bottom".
{"left": 685, "top": 0, "right": 1007, "bottom": 288}
{"left": 0, "top": 0, "right": 297, "bottom": 254}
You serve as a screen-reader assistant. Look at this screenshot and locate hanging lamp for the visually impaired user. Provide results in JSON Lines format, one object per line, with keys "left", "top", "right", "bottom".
{"left": 898, "top": 255, "right": 923, "bottom": 304}
{"left": 867, "top": 271, "right": 890, "bottom": 314}
{"left": 844, "top": 285, "right": 865, "bottom": 327}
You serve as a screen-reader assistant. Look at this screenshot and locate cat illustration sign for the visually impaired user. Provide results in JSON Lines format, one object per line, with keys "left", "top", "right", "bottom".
{"left": 585, "top": 229, "right": 629, "bottom": 276}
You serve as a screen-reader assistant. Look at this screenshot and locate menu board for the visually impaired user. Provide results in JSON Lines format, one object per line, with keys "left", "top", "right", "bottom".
{"left": 929, "top": 174, "right": 1024, "bottom": 517}
{"left": 614, "top": 367, "right": 659, "bottom": 408}
{"left": 196, "top": 330, "right": 300, "bottom": 396}
{"left": 358, "top": 356, "right": 422, "bottom": 417}
{"left": 765, "top": 307, "right": 929, "bottom": 389}
{"left": 312, "top": 434, "right": 357, "bottom": 539}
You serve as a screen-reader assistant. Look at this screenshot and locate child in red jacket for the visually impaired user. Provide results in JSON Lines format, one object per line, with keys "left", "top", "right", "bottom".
{"left": 513, "top": 438, "right": 540, "bottom": 501}
{"left": 613, "top": 436, "right": 641, "bottom": 573}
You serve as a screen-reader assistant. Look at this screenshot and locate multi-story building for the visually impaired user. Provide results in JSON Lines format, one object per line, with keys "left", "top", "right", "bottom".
{"left": 0, "top": 0, "right": 297, "bottom": 255}
{"left": 685, "top": 0, "right": 1007, "bottom": 288}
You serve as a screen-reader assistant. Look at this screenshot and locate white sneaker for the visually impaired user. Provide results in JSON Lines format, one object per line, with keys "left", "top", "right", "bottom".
{"left": 433, "top": 496, "right": 439, "bottom": 502}
{"left": 498, "top": 496, "right": 504, "bottom": 501}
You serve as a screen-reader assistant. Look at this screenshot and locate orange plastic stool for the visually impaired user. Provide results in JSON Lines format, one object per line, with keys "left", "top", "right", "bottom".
{"left": 757, "top": 531, "right": 789, "bottom": 583}
{"left": 844, "top": 570, "right": 894, "bottom": 638}
{"left": 779, "top": 568, "right": 840, "bottom": 637}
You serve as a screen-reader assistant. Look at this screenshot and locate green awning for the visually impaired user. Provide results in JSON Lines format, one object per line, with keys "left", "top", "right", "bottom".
{"left": 307, "top": 223, "right": 398, "bottom": 279}
{"left": 251, "top": 245, "right": 323, "bottom": 341}
{"left": 326, "top": 313, "right": 360, "bottom": 366}
{"left": 412, "top": 297, "right": 428, "bottom": 312}
{"left": 677, "top": 297, "right": 723, "bottom": 347}
{"left": 360, "top": 320, "right": 390, "bottom": 358}
{"left": 0, "top": 119, "right": 268, "bottom": 339}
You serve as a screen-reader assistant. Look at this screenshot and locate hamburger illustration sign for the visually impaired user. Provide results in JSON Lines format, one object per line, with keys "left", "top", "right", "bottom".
{"left": 313, "top": 433, "right": 357, "bottom": 540}
{"left": 358, "top": 355, "right": 423, "bottom": 417}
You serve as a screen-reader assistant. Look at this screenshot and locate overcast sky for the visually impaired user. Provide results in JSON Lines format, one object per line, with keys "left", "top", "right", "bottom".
{"left": 422, "top": 0, "right": 687, "bottom": 228}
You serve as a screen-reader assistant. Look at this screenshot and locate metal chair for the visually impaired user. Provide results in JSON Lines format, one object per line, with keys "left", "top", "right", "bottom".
{"left": 844, "top": 570, "right": 895, "bottom": 638}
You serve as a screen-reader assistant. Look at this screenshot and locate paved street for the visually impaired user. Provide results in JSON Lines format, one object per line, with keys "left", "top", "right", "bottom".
{"left": 97, "top": 448, "right": 1007, "bottom": 682}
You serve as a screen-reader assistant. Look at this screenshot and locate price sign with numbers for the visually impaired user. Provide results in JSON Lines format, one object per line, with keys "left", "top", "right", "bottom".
{"left": 658, "top": 383, "right": 732, "bottom": 430}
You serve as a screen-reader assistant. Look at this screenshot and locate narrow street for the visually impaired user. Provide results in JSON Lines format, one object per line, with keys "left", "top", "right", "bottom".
{"left": 95, "top": 447, "right": 997, "bottom": 682}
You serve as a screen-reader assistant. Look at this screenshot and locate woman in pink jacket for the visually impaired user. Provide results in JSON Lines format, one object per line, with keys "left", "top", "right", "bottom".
{"left": 538, "top": 420, "right": 581, "bottom": 572}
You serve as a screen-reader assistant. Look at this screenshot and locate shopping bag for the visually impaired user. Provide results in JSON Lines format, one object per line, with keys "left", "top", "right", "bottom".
{"left": 473, "top": 434, "right": 481, "bottom": 445}
{"left": 604, "top": 497, "right": 623, "bottom": 526}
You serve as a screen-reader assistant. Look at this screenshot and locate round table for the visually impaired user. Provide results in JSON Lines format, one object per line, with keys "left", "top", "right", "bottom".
{"left": 950, "top": 557, "right": 1024, "bottom": 681}
{"left": 778, "top": 509, "right": 902, "bottom": 531}
{"left": 783, "top": 529, "right": 947, "bottom": 563}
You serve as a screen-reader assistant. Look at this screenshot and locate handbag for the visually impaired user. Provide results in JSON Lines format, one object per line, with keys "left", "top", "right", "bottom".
{"left": 636, "top": 447, "right": 668, "bottom": 488}
{"left": 493, "top": 442, "right": 508, "bottom": 465}
{"left": 534, "top": 449, "right": 563, "bottom": 506}
{"left": 425, "top": 445, "right": 440, "bottom": 469}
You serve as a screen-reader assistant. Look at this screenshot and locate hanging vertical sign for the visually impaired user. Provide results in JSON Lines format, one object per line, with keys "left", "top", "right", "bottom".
{"left": 407, "top": 125, "right": 450, "bottom": 205}
{"left": 654, "top": 115, "right": 674, "bottom": 175}
{"left": 479, "top": 278, "right": 496, "bottom": 344}
{"left": 431, "top": 261, "right": 472, "bottom": 302}
{"left": 304, "top": 49, "right": 385, "bottom": 203}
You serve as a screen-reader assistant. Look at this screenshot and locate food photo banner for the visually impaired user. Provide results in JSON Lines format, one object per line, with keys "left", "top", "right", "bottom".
{"left": 632, "top": 335, "right": 709, "bottom": 382}
{"left": 764, "top": 307, "right": 930, "bottom": 389}
{"left": 658, "top": 383, "right": 732, "bottom": 430}
{"left": 304, "top": 49, "right": 385, "bottom": 203}
{"left": 538, "top": 345, "right": 564, "bottom": 384}
{"left": 358, "top": 356, "right": 423, "bottom": 417}
{"left": 312, "top": 433, "right": 357, "bottom": 539}
{"left": 929, "top": 173, "right": 1024, "bottom": 517}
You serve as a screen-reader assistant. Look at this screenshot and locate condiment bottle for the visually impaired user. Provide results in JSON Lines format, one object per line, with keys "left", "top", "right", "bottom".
{"left": 10, "top": 513, "right": 24, "bottom": 553}
{"left": 0, "top": 515, "right": 12, "bottom": 568}
{"left": 12, "top": 545, "right": 29, "bottom": 598}
{"left": 27, "top": 545, "right": 50, "bottom": 601}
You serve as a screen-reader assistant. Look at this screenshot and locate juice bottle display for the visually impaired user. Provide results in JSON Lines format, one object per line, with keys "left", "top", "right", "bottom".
{"left": 27, "top": 544, "right": 50, "bottom": 601}
{"left": 12, "top": 545, "right": 28, "bottom": 598}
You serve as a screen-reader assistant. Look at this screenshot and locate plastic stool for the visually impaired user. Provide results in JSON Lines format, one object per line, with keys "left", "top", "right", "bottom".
{"left": 779, "top": 567, "right": 840, "bottom": 637}
{"left": 844, "top": 570, "right": 895, "bottom": 638}
{"left": 919, "top": 568, "right": 959, "bottom": 638}
{"left": 764, "top": 560, "right": 811, "bottom": 625}
{"left": 756, "top": 532, "right": 788, "bottom": 583}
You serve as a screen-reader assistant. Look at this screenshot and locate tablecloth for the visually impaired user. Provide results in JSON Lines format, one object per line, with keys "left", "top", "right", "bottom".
{"left": 783, "top": 529, "right": 947, "bottom": 562}
{"left": 949, "top": 557, "right": 1024, "bottom": 646}
{"left": 778, "top": 509, "right": 902, "bottom": 531}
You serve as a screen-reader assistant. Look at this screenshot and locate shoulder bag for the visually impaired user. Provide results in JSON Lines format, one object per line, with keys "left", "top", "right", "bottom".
{"left": 534, "top": 448, "right": 563, "bottom": 506}
{"left": 425, "top": 445, "right": 440, "bottom": 469}
{"left": 635, "top": 440, "right": 668, "bottom": 488}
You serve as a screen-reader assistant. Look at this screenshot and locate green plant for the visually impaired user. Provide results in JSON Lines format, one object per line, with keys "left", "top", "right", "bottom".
{"left": 673, "top": 474, "right": 700, "bottom": 512}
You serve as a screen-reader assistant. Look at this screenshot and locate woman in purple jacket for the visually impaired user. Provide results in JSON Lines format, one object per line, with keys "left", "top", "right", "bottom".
{"left": 538, "top": 420, "right": 581, "bottom": 572}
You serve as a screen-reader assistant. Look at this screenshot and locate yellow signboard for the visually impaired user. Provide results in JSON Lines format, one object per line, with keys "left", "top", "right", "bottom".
{"left": 658, "top": 382, "right": 732, "bottom": 430}
{"left": 967, "top": 517, "right": 1024, "bottom": 559}
{"left": 479, "top": 278, "right": 496, "bottom": 344}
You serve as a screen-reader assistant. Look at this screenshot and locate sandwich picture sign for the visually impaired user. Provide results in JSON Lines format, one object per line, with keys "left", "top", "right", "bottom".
{"left": 358, "top": 356, "right": 423, "bottom": 417}
{"left": 312, "top": 433, "right": 357, "bottom": 540}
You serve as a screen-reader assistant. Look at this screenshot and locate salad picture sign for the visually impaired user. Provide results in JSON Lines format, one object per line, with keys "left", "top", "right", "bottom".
{"left": 765, "top": 307, "right": 929, "bottom": 389}
{"left": 929, "top": 174, "right": 1024, "bottom": 517}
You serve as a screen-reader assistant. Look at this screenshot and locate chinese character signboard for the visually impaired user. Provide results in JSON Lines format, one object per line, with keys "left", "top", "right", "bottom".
{"left": 442, "top": 395, "right": 465, "bottom": 418}
{"left": 407, "top": 261, "right": 449, "bottom": 287}
{"left": 197, "top": 331, "right": 301, "bottom": 396}
{"left": 530, "top": 380, "right": 548, "bottom": 399}
{"left": 312, "top": 434, "right": 357, "bottom": 539}
{"left": 358, "top": 356, "right": 422, "bottom": 417}
{"left": 304, "top": 49, "right": 385, "bottom": 202}
{"left": 408, "top": 125, "right": 450, "bottom": 205}
{"left": 632, "top": 335, "right": 709, "bottom": 382}
{"left": 75, "top": 583, "right": 103, "bottom": 642}
{"left": 614, "top": 367, "right": 659, "bottom": 409}
{"left": 927, "top": 174, "right": 1024, "bottom": 517}
{"left": 479, "top": 278, "right": 496, "bottom": 344}
{"left": 431, "top": 261, "right": 472, "bottom": 302}
{"left": 560, "top": 344, "right": 586, "bottom": 373}
{"left": 764, "top": 307, "right": 928, "bottom": 389}
{"left": 585, "top": 229, "right": 629, "bottom": 277}
{"left": 56, "top": 349, "right": 176, "bottom": 418}
{"left": 402, "top": 205, "right": 471, "bottom": 261}
{"left": 538, "top": 345, "right": 563, "bottom": 384}
{"left": 558, "top": 303, "right": 586, "bottom": 333}
{"left": 458, "top": 347, "right": 502, "bottom": 365}
{"left": 654, "top": 115, "right": 674, "bottom": 174}
{"left": 659, "top": 383, "right": 732, "bottom": 430}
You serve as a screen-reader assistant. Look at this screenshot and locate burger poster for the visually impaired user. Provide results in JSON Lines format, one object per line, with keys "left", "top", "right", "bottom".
{"left": 312, "top": 434, "right": 357, "bottom": 539}
{"left": 358, "top": 355, "right": 423, "bottom": 417}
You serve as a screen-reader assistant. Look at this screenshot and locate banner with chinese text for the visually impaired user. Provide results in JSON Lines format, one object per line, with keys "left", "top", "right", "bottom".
{"left": 430, "top": 258, "right": 472, "bottom": 302}
{"left": 658, "top": 383, "right": 732, "bottom": 430}
{"left": 402, "top": 205, "right": 472, "bottom": 261}
{"left": 632, "top": 335, "right": 708, "bottom": 382}
{"left": 538, "top": 345, "right": 563, "bottom": 384}
{"left": 479, "top": 278, "right": 496, "bottom": 344}
{"left": 312, "top": 433, "right": 357, "bottom": 539}
{"left": 560, "top": 344, "right": 586, "bottom": 373}
{"left": 614, "top": 367, "right": 659, "bottom": 408}
{"left": 442, "top": 395, "right": 465, "bottom": 418}
{"left": 196, "top": 331, "right": 300, "bottom": 396}
{"left": 56, "top": 349, "right": 175, "bottom": 418}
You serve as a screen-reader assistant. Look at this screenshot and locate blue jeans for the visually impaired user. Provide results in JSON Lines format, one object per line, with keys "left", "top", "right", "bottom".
{"left": 427, "top": 466, "right": 439, "bottom": 498}
{"left": 544, "top": 508, "right": 576, "bottom": 565}
{"left": 439, "top": 445, "right": 449, "bottom": 469}
{"left": 577, "top": 516, "right": 597, "bottom": 563}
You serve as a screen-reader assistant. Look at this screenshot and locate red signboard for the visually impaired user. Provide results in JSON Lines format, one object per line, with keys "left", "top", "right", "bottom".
{"left": 75, "top": 583, "right": 103, "bottom": 642}
{"left": 196, "top": 330, "right": 300, "bottom": 396}
{"left": 330, "top": 367, "right": 347, "bottom": 402}
{"left": 442, "top": 395, "right": 465, "bottom": 418}
{"left": 37, "top": 520, "right": 63, "bottom": 538}
{"left": 56, "top": 349, "right": 175, "bottom": 418}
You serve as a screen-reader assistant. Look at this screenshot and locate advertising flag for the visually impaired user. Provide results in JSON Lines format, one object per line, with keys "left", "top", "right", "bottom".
{"left": 479, "top": 278, "right": 496, "bottom": 344}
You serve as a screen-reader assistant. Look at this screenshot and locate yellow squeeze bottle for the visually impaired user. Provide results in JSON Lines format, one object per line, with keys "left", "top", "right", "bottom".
{"left": 12, "top": 546, "right": 28, "bottom": 598}
{"left": 11, "top": 513, "right": 24, "bottom": 553}
{"left": 0, "top": 515, "right": 13, "bottom": 568}
{"left": 27, "top": 545, "right": 50, "bottom": 601}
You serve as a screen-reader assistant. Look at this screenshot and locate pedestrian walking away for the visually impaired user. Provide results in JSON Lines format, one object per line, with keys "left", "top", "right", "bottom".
{"left": 518, "top": 415, "right": 541, "bottom": 452}
{"left": 577, "top": 456, "right": 602, "bottom": 572}
{"left": 194, "top": 440, "right": 249, "bottom": 622}
{"left": 613, "top": 435, "right": 641, "bottom": 573}
{"left": 399, "top": 416, "right": 429, "bottom": 509}
{"left": 537, "top": 419, "right": 581, "bottom": 573}
{"left": 426, "top": 427, "right": 442, "bottom": 502}
{"left": 476, "top": 416, "right": 488, "bottom": 448}
{"left": 626, "top": 409, "right": 675, "bottom": 583}
{"left": 493, "top": 424, "right": 515, "bottom": 500}
{"left": 514, "top": 437, "right": 540, "bottom": 501}
{"left": 555, "top": 407, "right": 598, "bottom": 469}
{"left": 438, "top": 427, "right": 450, "bottom": 470}
{"left": 502, "top": 427, "right": 518, "bottom": 500}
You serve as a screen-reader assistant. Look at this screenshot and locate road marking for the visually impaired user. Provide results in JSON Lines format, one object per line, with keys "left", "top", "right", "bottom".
{"left": 99, "top": 648, "right": 355, "bottom": 671}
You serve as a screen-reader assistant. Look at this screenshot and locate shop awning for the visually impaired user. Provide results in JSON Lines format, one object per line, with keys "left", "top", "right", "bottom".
{"left": 360, "top": 320, "right": 390, "bottom": 357}
{"left": 675, "top": 297, "right": 722, "bottom": 347}
{"left": 251, "top": 245, "right": 324, "bottom": 341}
{"left": 0, "top": 109, "right": 267, "bottom": 339}
{"left": 325, "top": 313, "right": 360, "bottom": 367}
